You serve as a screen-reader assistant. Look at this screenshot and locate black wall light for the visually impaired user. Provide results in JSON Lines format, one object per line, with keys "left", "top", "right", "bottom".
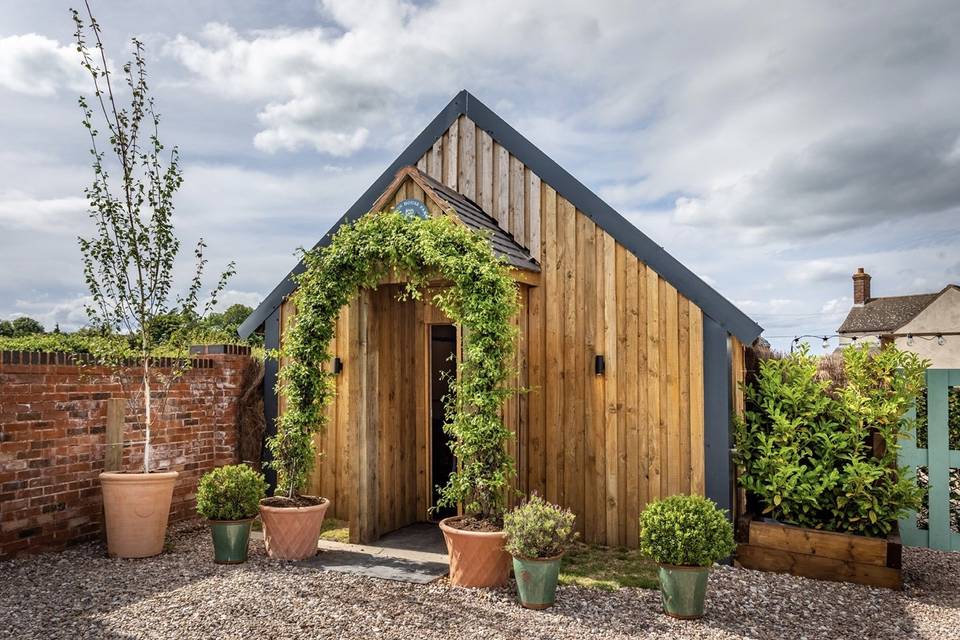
{"left": 594, "top": 354, "right": 605, "bottom": 376}
{"left": 332, "top": 357, "right": 343, "bottom": 374}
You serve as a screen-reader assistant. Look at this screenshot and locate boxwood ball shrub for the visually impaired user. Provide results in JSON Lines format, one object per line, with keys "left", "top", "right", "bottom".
{"left": 503, "top": 494, "right": 577, "bottom": 559}
{"left": 196, "top": 464, "right": 268, "bottom": 521}
{"left": 639, "top": 495, "right": 735, "bottom": 567}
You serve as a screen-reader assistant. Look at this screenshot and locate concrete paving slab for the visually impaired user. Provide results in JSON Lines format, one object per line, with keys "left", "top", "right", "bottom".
{"left": 252, "top": 522, "right": 450, "bottom": 583}
{"left": 300, "top": 549, "right": 448, "bottom": 584}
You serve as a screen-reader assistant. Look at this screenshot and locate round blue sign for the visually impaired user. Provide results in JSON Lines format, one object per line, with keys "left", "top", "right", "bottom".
{"left": 396, "top": 199, "right": 429, "bottom": 219}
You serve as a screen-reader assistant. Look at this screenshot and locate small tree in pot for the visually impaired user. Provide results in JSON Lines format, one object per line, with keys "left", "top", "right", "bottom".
{"left": 504, "top": 495, "right": 577, "bottom": 609}
{"left": 639, "top": 495, "right": 735, "bottom": 619}
{"left": 258, "top": 401, "right": 331, "bottom": 560}
{"left": 196, "top": 465, "right": 267, "bottom": 564}
{"left": 72, "top": 3, "right": 234, "bottom": 558}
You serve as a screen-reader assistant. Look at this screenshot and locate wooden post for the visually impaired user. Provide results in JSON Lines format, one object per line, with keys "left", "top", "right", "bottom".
{"left": 351, "top": 291, "right": 380, "bottom": 544}
{"left": 104, "top": 398, "right": 125, "bottom": 471}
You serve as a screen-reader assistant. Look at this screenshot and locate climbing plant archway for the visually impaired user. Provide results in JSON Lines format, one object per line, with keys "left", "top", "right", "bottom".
{"left": 269, "top": 211, "right": 520, "bottom": 520}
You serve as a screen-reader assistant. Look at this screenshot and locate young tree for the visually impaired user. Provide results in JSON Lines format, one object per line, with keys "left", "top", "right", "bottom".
{"left": 72, "top": 2, "right": 234, "bottom": 473}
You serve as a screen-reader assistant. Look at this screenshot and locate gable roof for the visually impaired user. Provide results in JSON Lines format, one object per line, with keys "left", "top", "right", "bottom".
{"left": 239, "top": 90, "right": 762, "bottom": 342}
{"left": 837, "top": 285, "right": 958, "bottom": 334}
{"left": 375, "top": 166, "right": 540, "bottom": 272}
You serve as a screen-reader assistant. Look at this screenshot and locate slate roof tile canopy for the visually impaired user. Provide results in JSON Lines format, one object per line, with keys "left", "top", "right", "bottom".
{"left": 414, "top": 168, "right": 540, "bottom": 272}
{"left": 239, "top": 90, "right": 762, "bottom": 343}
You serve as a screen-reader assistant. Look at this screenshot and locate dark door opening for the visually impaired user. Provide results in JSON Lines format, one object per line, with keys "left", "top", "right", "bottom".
{"left": 430, "top": 324, "right": 457, "bottom": 520}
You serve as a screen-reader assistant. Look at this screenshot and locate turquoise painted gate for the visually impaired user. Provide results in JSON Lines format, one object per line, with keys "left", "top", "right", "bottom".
{"left": 899, "top": 369, "right": 960, "bottom": 551}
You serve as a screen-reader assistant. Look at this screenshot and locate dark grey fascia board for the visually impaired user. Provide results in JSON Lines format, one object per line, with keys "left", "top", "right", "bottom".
{"left": 240, "top": 90, "right": 763, "bottom": 343}
{"left": 261, "top": 306, "right": 280, "bottom": 491}
{"left": 703, "top": 315, "right": 732, "bottom": 518}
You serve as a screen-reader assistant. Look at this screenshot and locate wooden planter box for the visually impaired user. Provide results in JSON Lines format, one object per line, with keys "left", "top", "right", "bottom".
{"left": 735, "top": 519, "right": 902, "bottom": 589}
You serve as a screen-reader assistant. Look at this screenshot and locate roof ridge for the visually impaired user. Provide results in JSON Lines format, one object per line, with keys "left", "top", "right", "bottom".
{"left": 239, "top": 90, "right": 762, "bottom": 342}
{"left": 866, "top": 292, "right": 939, "bottom": 302}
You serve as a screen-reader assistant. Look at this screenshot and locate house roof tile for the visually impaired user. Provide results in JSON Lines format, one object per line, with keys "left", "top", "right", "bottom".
{"left": 837, "top": 292, "right": 940, "bottom": 333}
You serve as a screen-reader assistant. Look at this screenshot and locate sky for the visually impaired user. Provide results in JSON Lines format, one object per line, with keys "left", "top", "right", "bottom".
{"left": 1, "top": 1, "right": 959, "bottom": 352}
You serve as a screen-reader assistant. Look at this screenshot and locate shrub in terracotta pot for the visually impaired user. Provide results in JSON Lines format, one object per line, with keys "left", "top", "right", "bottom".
{"left": 639, "top": 495, "right": 735, "bottom": 620}
{"left": 503, "top": 495, "right": 577, "bottom": 609}
{"left": 72, "top": 7, "right": 234, "bottom": 559}
{"left": 435, "top": 384, "right": 517, "bottom": 588}
{"left": 260, "top": 377, "right": 331, "bottom": 560}
{"left": 196, "top": 465, "right": 267, "bottom": 564}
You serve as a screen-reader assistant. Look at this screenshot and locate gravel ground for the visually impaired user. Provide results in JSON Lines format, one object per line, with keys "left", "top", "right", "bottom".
{"left": 1, "top": 522, "right": 957, "bottom": 640}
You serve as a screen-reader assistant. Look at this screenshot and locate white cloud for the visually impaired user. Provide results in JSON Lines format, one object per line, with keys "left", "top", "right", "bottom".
{"left": 214, "top": 289, "right": 264, "bottom": 310}
{"left": 162, "top": 1, "right": 606, "bottom": 155}
{"left": 821, "top": 297, "right": 851, "bottom": 315}
{"left": 0, "top": 191, "right": 86, "bottom": 233}
{"left": 10, "top": 294, "right": 92, "bottom": 332}
{"left": 786, "top": 260, "right": 852, "bottom": 285}
{"left": 0, "top": 34, "right": 87, "bottom": 96}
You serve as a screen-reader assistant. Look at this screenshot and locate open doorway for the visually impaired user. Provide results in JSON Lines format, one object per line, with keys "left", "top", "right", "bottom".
{"left": 430, "top": 324, "right": 457, "bottom": 519}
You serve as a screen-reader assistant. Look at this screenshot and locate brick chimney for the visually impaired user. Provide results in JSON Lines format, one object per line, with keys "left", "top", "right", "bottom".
{"left": 853, "top": 267, "right": 871, "bottom": 305}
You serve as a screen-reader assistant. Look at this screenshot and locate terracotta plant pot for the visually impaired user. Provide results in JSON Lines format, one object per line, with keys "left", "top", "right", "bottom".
{"left": 100, "top": 471, "right": 179, "bottom": 558}
{"left": 259, "top": 498, "right": 329, "bottom": 560}
{"left": 439, "top": 516, "right": 511, "bottom": 588}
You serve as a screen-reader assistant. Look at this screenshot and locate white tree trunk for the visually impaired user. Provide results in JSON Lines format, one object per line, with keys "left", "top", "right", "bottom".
{"left": 142, "top": 332, "right": 151, "bottom": 474}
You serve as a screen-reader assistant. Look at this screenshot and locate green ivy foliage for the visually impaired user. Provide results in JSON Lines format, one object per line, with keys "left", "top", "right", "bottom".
{"left": 196, "top": 464, "right": 267, "bottom": 521}
{"left": 272, "top": 211, "right": 519, "bottom": 520}
{"left": 638, "top": 495, "right": 735, "bottom": 566}
{"left": 503, "top": 494, "right": 578, "bottom": 559}
{"left": 733, "top": 344, "right": 927, "bottom": 537}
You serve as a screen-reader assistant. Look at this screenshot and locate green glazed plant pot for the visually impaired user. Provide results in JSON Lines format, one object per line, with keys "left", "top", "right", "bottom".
{"left": 512, "top": 554, "right": 563, "bottom": 609}
{"left": 657, "top": 564, "right": 710, "bottom": 619}
{"left": 209, "top": 518, "right": 254, "bottom": 564}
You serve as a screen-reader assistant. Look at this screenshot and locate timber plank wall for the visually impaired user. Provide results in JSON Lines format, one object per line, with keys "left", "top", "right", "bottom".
{"left": 280, "top": 115, "right": 720, "bottom": 547}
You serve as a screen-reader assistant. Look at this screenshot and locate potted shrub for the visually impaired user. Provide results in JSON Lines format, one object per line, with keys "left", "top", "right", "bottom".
{"left": 731, "top": 344, "right": 926, "bottom": 588}
{"left": 72, "top": 8, "right": 234, "bottom": 559}
{"left": 503, "top": 495, "right": 577, "bottom": 609}
{"left": 260, "top": 368, "right": 331, "bottom": 560}
{"left": 196, "top": 465, "right": 267, "bottom": 564}
{"left": 639, "top": 495, "right": 735, "bottom": 620}
{"left": 435, "top": 355, "right": 517, "bottom": 587}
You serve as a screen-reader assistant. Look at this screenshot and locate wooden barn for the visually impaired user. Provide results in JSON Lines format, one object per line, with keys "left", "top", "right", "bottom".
{"left": 239, "top": 91, "right": 763, "bottom": 547}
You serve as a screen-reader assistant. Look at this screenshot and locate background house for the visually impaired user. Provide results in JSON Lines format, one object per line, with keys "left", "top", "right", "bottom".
{"left": 837, "top": 268, "right": 960, "bottom": 367}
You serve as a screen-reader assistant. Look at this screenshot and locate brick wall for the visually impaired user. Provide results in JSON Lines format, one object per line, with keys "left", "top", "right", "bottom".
{"left": 0, "top": 346, "right": 255, "bottom": 559}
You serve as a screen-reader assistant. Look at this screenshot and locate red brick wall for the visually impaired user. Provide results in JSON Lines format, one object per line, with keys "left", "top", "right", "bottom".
{"left": 0, "top": 346, "right": 254, "bottom": 559}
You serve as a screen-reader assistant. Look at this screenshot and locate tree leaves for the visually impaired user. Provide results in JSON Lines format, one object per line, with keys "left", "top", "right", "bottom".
{"left": 733, "top": 344, "right": 926, "bottom": 537}
{"left": 72, "top": 6, "right": 235, "bottom": 472}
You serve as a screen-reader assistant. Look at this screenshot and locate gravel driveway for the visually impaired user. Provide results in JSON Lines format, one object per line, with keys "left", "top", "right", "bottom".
{"left": 2, "top": 522, "right": 957, "bottom": 640}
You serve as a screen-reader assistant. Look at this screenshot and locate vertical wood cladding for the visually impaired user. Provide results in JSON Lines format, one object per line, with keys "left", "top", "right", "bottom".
{"left": 281, "top": 115, "right": 709, "bottom": 546}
